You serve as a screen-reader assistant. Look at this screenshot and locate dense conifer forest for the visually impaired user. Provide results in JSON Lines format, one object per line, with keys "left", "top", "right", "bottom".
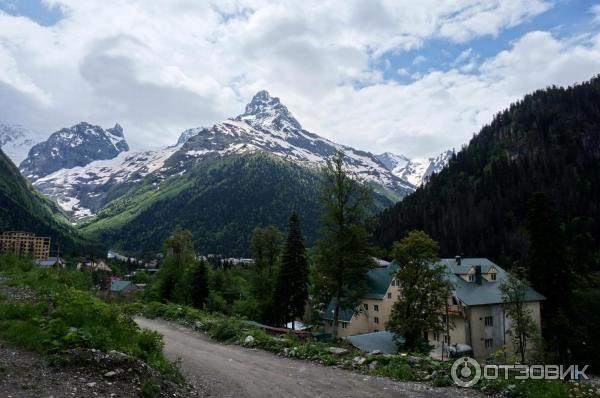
{"left": 375, "top": 76, "right": 600, "bottom": 268}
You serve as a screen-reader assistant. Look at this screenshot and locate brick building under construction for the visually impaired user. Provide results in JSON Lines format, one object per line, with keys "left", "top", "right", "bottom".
{"left": 0, "top": 231, "right": 51, "bottom": 260}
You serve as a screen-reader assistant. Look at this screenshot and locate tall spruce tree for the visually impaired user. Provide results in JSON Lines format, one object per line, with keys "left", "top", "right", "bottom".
{"left": 273, "top": 213, "right": 309, "bottom": 328}
{"left": 191, "top": 260, "right": 210, "bottom": 309}
{"left": 526, "top": 192, "right": 572, "bottom": 364}
{"left": 314, "top": 151, "right": 374, "bottom": 337}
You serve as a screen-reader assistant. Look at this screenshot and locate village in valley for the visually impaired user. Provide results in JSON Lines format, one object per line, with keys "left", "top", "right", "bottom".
{"left": 2, "top": 2, "right": 600, "bottom": 397}
{"left": 0, "top": 213, "right": 546, "bottom": 364}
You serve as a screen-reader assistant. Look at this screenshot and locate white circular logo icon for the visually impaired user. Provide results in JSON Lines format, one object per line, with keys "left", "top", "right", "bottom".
{"left": 451, "top": 357, "right": 481, "bottom": 387}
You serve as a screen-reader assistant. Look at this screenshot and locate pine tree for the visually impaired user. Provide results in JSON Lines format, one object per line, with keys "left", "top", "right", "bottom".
{"left": 191, "top": 260, "right": 209, "bottom": 309}
{"left": 273, "top": 213, "right": 309, "bottom": 328}
{"left": 526, "top": 192, "right": 572, "bottom": 364}
{"left": 314, "top": 151, "right": 374, "bottom": 337}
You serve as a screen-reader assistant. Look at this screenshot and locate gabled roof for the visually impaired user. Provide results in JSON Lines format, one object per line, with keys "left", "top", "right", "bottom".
{"left": 365, "top": 261, "right": 399, "bottom": 299}
{"left": 437, "top": 258, "right": 496, "bottom": 274}
{"left": 323, "top": 261, "right": 399, "bottom": 321}
{"left": 437, "top": 258, "right": 545, "bottom": 306}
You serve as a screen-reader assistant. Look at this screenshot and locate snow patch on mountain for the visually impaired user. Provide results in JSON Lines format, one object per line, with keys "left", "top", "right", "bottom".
{"left": 377, "top": 150, "right": 453, "bottom": 187}
{"left": 33, "top": 146, "right": 179, "bottom": 220}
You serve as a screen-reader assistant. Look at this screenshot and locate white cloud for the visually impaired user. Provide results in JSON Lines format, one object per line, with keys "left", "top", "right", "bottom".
{"left": 397, "top": 68, "right": 409, "bottom": 76}
{"left": 296, "top": 30, "right": 600, "bottom": 157}
{"left": 2, "top": 0, "right": 596, "bottom": 159}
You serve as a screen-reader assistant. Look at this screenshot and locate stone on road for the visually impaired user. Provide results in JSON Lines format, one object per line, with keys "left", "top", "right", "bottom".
{"left": 135, "top": 318, "right": 479, "bottom": 398}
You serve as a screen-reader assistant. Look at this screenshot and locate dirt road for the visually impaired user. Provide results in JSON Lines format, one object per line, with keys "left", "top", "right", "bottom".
{"left": 135, "top": 318, "right": 479, "bottom": 398}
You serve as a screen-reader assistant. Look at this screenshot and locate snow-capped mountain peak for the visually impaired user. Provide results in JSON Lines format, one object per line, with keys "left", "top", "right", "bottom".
{"left": 20, "top": 122, "right": 130, "bottom": 179}
{"left": 171, "top": 91, "right": 414, "bottom": 196}
{"left": 375, "top": 152, "right": 410, "bottom": 171}
{"left": 377, "top": 150, "right": 453, "bottom": 187}
{"left": 236, "top": 90, "right": 302, "bottom": 131}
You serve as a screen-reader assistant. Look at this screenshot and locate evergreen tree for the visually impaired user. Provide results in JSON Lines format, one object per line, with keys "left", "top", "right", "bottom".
{"left": 387, "top": 231, "right": 453, "bottom": 352}
{"left": 314, "top": 151, "right": 374, "bottom": 337}
{"left": 273, "top": 213, "right": 309, "bottom": 328}
{"left": 191, "top": 260, "right": 210, "bottom": 309}
{"left": 249, "top": 225, "right": 282, "bottom": 323}
{"left": 156, "top": 228, "right": 196, "bottom": 303}
{"left": 526, "top": 192, "right": 572, "bottom": 364}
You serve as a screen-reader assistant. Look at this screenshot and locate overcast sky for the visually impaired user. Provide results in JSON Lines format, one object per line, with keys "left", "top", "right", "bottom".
{"left": 1, "top": 0, "right": 600, "bottom": 158}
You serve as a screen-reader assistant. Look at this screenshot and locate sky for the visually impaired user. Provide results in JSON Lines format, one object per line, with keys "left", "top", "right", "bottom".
{"left": 1, "top": 0, "right": 600, "bottom": 158}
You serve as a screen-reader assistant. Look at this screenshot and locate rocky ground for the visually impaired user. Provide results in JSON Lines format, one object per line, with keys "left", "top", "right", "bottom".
{"left": 0, "top": 341, "right": 207, "bottom": 397}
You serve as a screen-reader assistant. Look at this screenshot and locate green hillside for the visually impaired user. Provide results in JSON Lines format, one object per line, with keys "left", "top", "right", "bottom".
{"left": 0, "top": 149, "right": 100, "bottom": 256}
{"left": 79, "top": 152, "right": 393, "bottom": 256}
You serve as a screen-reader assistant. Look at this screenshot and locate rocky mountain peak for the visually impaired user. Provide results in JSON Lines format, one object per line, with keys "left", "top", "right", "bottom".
{"left": 19, "top": 122, "right": 130, "bottom": 179}
{"left": 108, "top": 123, "right": 124, "bottom": 137}
{"left": 236, "top": 90, "right": 302, "bottom": 131}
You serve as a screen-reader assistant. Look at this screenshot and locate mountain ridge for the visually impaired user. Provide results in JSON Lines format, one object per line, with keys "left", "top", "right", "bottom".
{"left": 27, "top": 91, "right": 415, "bottom": 220}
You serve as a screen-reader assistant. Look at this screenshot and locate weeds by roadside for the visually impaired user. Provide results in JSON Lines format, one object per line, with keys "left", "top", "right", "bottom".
{"left": 0, "top": 253, "right": 183, "bottom": 385}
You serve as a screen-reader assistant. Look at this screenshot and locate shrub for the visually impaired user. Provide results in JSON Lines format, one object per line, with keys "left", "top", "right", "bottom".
{"left": 207, "top": 317, "right": 242, "bottom": 341}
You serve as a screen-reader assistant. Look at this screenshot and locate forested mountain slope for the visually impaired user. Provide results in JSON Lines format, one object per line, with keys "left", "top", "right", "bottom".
{"left": 80, "top": 152, "right": 393, "bottom": 256}
{"left": 375, "top": 76, "right": 600, "bottom": 266}
{"left": 0, "top": 149, "right": 100, "bottom": 255}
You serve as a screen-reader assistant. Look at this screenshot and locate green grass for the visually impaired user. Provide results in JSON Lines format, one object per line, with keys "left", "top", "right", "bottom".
{"left": 0, "top": 254, "right": 182, "bottom": 382}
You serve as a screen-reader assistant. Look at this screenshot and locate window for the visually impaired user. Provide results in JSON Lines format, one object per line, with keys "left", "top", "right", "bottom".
{"left": 444, "top": 335, "right": 450, "bottom": 345}
{"left": 391, "top": 280, "right": 396, "bottom": 286}
{"left": 491, "top": 273, "right": 497, "bottom": 281}
{"left": 433, "top": 332, "right": 440, "bottom": 342}
{"left": 387, "top": 292, "right": 392, "bottom": 299}
{"left": 484, "top": 316, "right": 493, "bottom": 327}
{"left": 468, "top": 274, "right": 475, "bottom": 281}
{"left": 363, "top": 303, "right": 368, "bottom": 311}
{"left": 485, "top": 338, "right": 493, "bottom": 348}
{"left": 374, "top": 317, "right": 380, "bottom": 324}
{"left": 374, "top": 304, "right": 379, "bottom": 312}
{"left": 341, "top": 322, "right": 347, "bottom": 329}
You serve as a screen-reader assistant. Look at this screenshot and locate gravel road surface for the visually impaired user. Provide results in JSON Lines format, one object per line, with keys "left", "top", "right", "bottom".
{"left": 135, "top": 317, "right": 479, "bottom": 398}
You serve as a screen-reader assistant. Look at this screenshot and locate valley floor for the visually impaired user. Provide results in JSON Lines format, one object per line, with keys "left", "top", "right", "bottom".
{"left": 135, "top": 317, "right": 479, "bottom": 398}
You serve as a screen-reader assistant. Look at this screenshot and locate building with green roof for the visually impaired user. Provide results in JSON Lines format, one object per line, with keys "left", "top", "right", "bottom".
{"left": 323, "top": 257, "right": 544, "bottom": 359}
